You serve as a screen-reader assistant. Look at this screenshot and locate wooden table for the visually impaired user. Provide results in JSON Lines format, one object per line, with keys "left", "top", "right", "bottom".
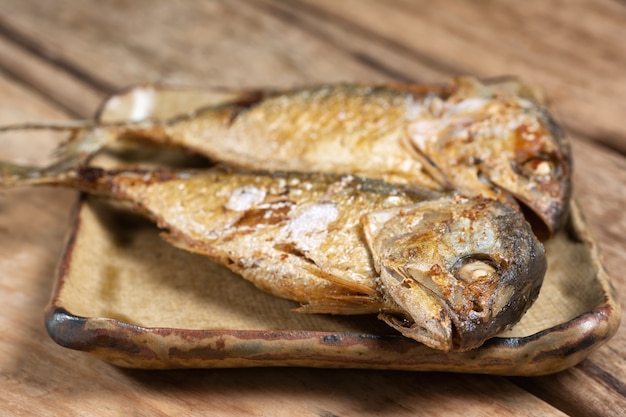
{"left": 0, "top": 1, "right": 624, "bottom": 415}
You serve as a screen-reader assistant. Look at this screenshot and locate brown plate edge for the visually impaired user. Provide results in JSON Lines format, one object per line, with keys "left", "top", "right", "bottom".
{"left": 42, "top": 195, "right": 621, "bottom": 376}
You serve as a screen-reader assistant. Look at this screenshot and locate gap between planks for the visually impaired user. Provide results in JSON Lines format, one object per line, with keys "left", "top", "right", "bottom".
{"left": 0, "top": 17, "right": 109, "bottom": 118}
{"left": 0, "top": 16, "right": 115, "bottom": 94}
{"left": 248, "top": 0, "right": 465, "bottom": 80}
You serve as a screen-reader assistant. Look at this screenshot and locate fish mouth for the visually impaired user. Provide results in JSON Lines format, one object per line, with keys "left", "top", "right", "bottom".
{"left": 379, "top": 311, "right": 455, "bottom": 351}
{"left": 379, "top": 254, "right": 544, "bottom": 352}
{"left": 378, "top": 256, "right": 506, "bottom": 352}
{"left": 376, "top": 265, "right": 455, "bottom": 351}
{"left": 378, "top": 297, "right": 490, "bottom": 353}
{"left": 379, "top": 287, "right": 510, "bottom": 352}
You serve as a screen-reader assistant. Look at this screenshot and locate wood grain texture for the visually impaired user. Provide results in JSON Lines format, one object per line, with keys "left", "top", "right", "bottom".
{"left": 0, "top": 0, "right": 624, "bottom": 415}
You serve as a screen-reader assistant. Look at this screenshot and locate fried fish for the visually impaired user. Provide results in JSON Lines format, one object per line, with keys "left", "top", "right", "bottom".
{"left": 1, "top": 166, "right": 546, "bottom": 351}
{"left": 8, "top": 77, "right": 569, "bottom": 236}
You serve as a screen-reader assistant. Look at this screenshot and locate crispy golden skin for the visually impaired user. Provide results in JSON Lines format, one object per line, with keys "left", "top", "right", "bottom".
{"left": 4, "top": 167, "right": 546, "bottom": 351}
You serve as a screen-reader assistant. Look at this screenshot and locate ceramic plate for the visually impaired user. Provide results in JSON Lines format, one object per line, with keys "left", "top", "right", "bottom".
{"left": 44, "top": 86, "right": 620, "bottom": 375}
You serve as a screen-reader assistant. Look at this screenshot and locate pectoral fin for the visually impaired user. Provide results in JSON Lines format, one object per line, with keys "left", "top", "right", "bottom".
{"left": 295, "top": 294, "right": 382, "bottom": 315}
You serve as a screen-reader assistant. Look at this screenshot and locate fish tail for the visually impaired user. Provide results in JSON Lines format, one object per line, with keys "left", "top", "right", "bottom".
{"left": 0, "top": 121, "right": 116, "bottom": 188}
{"left": 0, "top": 157, "right": 137, "bottom": 203}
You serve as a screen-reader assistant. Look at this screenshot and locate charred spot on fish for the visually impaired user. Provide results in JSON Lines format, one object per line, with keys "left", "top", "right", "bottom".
{"left": 429, "top": 264, "right": 443, "bottom": 276}
{"left": 401, "top": 278, "right": 414, "bottom": 289}
{"left": 233, "top": 204, "right": 292, "bottom": 228}
{"left": 273, "top": 242, "right": 315, "bottom": 265}
{"left": 472, "top": 300, "right": 485, "bottom": 313}
{"left": 76, "top": 166, "right": 106, "bottom": 183}
{"left": 231, "top": 90, "right": 269, "bottom": 108}
{"left": 147, "top": 169, "right": 184, "bottom": 183}
{"left": 453, "top": 254, "right": 499, "bottom": 284}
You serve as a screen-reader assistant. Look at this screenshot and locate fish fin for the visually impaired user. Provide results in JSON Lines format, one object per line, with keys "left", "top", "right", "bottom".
{"left": 402, "top": 132, "right": 451, "bottom": 189}
{"left": 295, "top": 294, "right": 381, "bottom": 315}
{"left": 163, "top": 233, "right": 382, "bottom": 315}
{"left": 300, "top": 264, "right": 378, "bottom": 297}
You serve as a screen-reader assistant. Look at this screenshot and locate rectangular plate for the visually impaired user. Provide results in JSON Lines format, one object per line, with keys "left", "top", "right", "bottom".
{"left": 44, "top": 86, "right": 620, "bottom": 375}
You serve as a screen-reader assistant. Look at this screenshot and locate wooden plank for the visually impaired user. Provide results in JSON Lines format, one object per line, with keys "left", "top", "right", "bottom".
{"left": 0, "top": 29, "right": 106, "bottom": 118}
{"left": 0, "top": 0, "right": 624, "bottom": 415}
{"left": 0, "top": 0, "right": 389, "bottom": 89}
{"left": 512, "top": 360, "right": 626, "bottom": 417}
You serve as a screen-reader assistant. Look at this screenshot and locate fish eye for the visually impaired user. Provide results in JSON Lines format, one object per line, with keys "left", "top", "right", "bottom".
{"left": 517, "top": 156, "right": 559, "bottom": 181}
{"left": 453, "top": 254, "right": 499, "bottom": 284}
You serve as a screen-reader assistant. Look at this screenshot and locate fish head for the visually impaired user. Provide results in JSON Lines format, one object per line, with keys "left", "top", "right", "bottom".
{"left": 409, "top": 82, "right": 572, "bottom": 238}
{"left": 363, "top": 195, "right": 546, "bottom": 351}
